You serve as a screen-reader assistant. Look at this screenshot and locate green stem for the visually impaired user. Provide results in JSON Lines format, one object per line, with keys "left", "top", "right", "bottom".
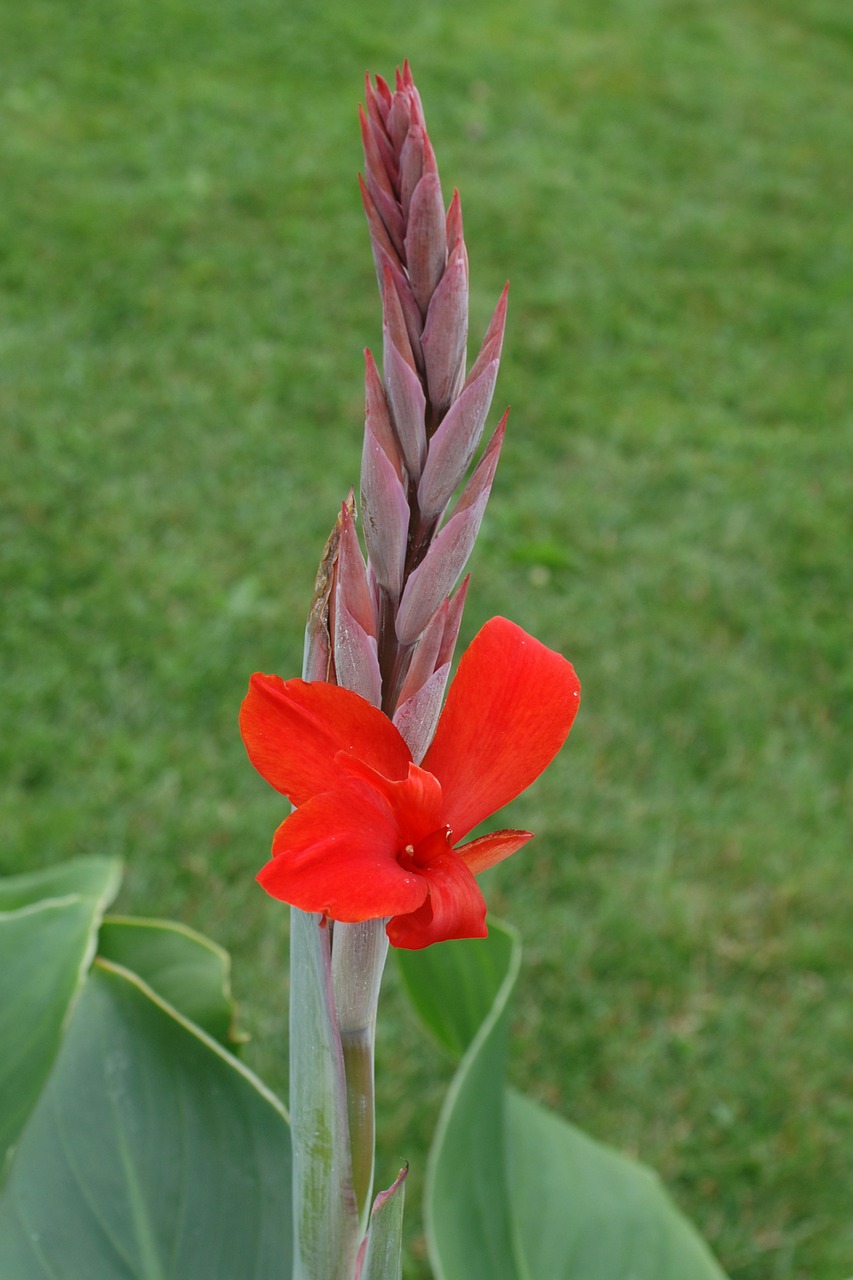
{"left": 340, "top": 1027, "right": 375, "bottom": 1223}
{"left": 289, "top": 907, "right": 360, "bottom": 1279}
{"left": 331, "top": 918, "right": 390, "bottom": 1230}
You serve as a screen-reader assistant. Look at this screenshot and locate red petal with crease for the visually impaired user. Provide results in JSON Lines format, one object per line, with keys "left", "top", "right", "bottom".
{"left": 421, "top": 617, "right": 581, "bottom": 839}
{"left": 258, "top": 781, "right": 428, "bottom": 920}
{"left": 386, "top": 848, "right": 487, "bottom": 949}
{"left": 337, "top": 757, "right": 445, "bottom": 847}
{"left": 457, "top": 829, "right": 532, "bottom": 874}
{"left": 240, "top": 675, "right": 411, "bottom": 805}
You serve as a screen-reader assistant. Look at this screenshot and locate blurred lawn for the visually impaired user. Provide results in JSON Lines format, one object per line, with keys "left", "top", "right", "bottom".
{"left": 2, "top": 0, "right": 852, "bottom": 1277}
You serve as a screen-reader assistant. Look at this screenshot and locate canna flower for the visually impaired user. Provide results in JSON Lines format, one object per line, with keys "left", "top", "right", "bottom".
{"left": 241, "top": 616, "right": 580, "bottom": 949}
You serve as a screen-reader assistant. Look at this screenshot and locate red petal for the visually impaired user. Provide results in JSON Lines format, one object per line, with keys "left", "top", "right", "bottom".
{"left": 240, "top": 675, "right": 412, "bottom": 805}
{"left": 258, "top": 782, "right": 428, "bottom": 921}
{"left": 386, "top": 848, "right": 487, "bottom": 949}
{"left": 421, "top": 617, "right": 581, "bottom": 838}
{"left": 457, "top": 829, "right": 532, "bottom": 874}
{"left": 337, "top": 757, "right": 445, "bottom": 847}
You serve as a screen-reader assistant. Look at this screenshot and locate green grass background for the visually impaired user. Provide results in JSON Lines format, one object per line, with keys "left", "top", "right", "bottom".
{"left": 2, "top": 0, "right": 851, "bottom": 1276}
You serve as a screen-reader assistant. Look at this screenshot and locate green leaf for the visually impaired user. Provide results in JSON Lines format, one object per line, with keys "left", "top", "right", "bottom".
{"left": 421, "top": 925, "right": 523, "bottom": 1280}
{"left": 98, "top": 916, "right": 241, "bottom": 1048}
{"left": 403, "top": 922, "right": 727, "bottom": 1280}
{"left": 0, "top": 857, "right": 121, "bottom": 1171}
{"left": 358, "top": 1167, "right": 407, "bottom": 1280}
{"left": 0, "top": 960, "right": 292, "bottom": 1279}
{"left": 0, "top": 856, "right": 121, "bottom": 913}
{"left": 506, "top": 1090, "right": 726, "bottom": 1279}
{"left": 395, "top": 928, "right": 515, "bottom": 1057}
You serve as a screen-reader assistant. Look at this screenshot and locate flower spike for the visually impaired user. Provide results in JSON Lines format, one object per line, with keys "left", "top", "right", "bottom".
{"left": 250, "top": 68, "right": 585, "bottom": 1280}
{"left": 248, "top": 68, "right": 580, "bottom": 952}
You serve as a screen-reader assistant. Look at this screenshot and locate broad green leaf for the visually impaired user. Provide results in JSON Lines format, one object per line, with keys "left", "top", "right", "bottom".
{"left": 396, "top": 928, "right": 514, "bottom": 1057}
{"left": 0, "top": 959, "right": 292, "bottom": 1279}
{"left": 0, "top": 855, "right": 121, "bottom": 913}
{"left": 98, "top": 916, "right": 240, "bottom": 1048}
{"left": 506, "top": 1090, "right": 726, "bottom": 1279}
{"left": 423, "top": 925, "right": 523, "bottom": 1280}
{"left": 0, "top": 857, "right": 121, "bottom": 1171}
{"left": 358, "top": 1167, "right": 407, "bottom": 1280}
{"left": 404, "top": 921, "right": 727, "bottom": 1280}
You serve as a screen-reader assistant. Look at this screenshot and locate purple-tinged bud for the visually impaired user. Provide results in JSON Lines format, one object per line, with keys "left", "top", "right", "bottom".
{"left": 416, "top": 357, "right": 500, "bottom": 520}
{"left": 383, "top": 340, "right": 427, "bottom": 481}
{"left": 360, "top": 176, "right": 401, "bottom": 278}
{"left": 395, "top": 416, "right": 506, "bottom": 646}
{"left": 421, "top": 238, "right": 469, "bottom": 416}
{"left": 386, "top": 82, "right": 411, "bottom": 152}
{"left": 399, "top": 125, "right": 425, "bottom": 221}
{"left": 361, "top": 425, "right": 409, "bottom": 599}
{"left": 363, "top": 93, "right": 398, "bottom": 188}
{"left": 420, "top": 126, "right": 438, "bottom": 180}
{"left": 393, "top": 571, "right": 468, "bottom": 707}
{"left": 393, "top": 663, "right": 451, "bottom": 763}
{"left": 364, "top": 349, "right": 403, "bottom": 478}
{"left": 337, "top": 502, "right": 379, "bottom": 638}
{"left": 365, "top": 71, "right": 393, "bottom": 128}
{"left": 451, "top": 411, "right": 506, "bottom": 524}
{"left": 379, "top": 251, "right": 424, "bottom": 372}
{"left": 405, "top": 172, "right": 447, "bottom": 315}
{"left": 381, "top": 265, "right": 417, "bottom": 371}
{"left": 334, "top": 504, "right": 382, "bottom": 706}
{"left": 393, "top": 62, "right": 426, "bottom": 136}
{"left": 359, "top": 105, "right": 405, "bottom": 258}
{"left": 437, "top": 574, "right": 470, "bottom": 667}
{"left": 361, "top": 182, "right": 423, "bottom": 360}
{"left": 446, "top": 189, "right": 464, "bottom": 255}
{"left": 335, "top": 593, "right": 382, "bottom": 707}
{"left": 396, "top": 599, "right": 447, "bottom": 707}
{"left": 389, "top": 573, "right": 468, "bottom": 757}
{"left": 399, "top": 119, "right": 438, "bottom": 213}
{"left": 465, "top": 283, "right": 509, "bottom": 388}
{"left": 361, "top": 84, "right": 396, "bottom": 177}
{"left": 383, "top": 272, "right": 427, "bottom": 479}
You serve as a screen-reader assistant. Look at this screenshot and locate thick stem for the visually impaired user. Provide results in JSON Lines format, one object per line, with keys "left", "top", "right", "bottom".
{"left": 340, "top": 1029, "right": 376, "bottom": 1226}
{"left": 331, "top": 918, "right": 390, "bottom": 1230}
{"left": 289, "top": 908, "right": 361, "bottom": 1280}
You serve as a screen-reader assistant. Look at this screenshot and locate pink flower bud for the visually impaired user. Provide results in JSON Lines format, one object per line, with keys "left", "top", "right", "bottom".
{"left": 390, "top": 577, "right": 468, "bottom": 755}
{"left": 421, "top": 239, "right": 469, "bottom": 415}
{"left": 361, "top": 426, "right": 409, "bottom": 599}
{"left": 395, "top": 417, "right": 505, "bottom": 646}
{"left": 383, "top": 279, "right": 427, "bottom": 479}
{"left": 405, "top": 172, "right": 447, "bottom": 315}
{"left": 417, "top": 358, "right": 500, "bottom": 520}
{"left": 333, "top": 505, "right": 382, "bottom": 705}
{"left": 392, "top": 663, "right": 450, "bottom": 763}
{"left": 465, "top": 283, "right": 509, "bottom": 389}
{"left": 364, "top": 349, "right": 402, "bottom": 477}
{"left": 399, "top": 125, "right": 425, "bottom": 220}
{"left": 445, "top": 189, "right": 464, "bottom": 255}
{"left": 359, "top": 104, "right": 405, "bottom": 257}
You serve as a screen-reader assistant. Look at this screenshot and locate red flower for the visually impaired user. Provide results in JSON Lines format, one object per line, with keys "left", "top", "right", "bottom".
{"left": 240, "top": 617, "right": 580, "bottom": 949}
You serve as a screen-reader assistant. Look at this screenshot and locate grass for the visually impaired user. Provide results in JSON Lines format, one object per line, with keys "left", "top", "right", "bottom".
{"left": 2, "top": 0, "right": 852, "bottom": 1276}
